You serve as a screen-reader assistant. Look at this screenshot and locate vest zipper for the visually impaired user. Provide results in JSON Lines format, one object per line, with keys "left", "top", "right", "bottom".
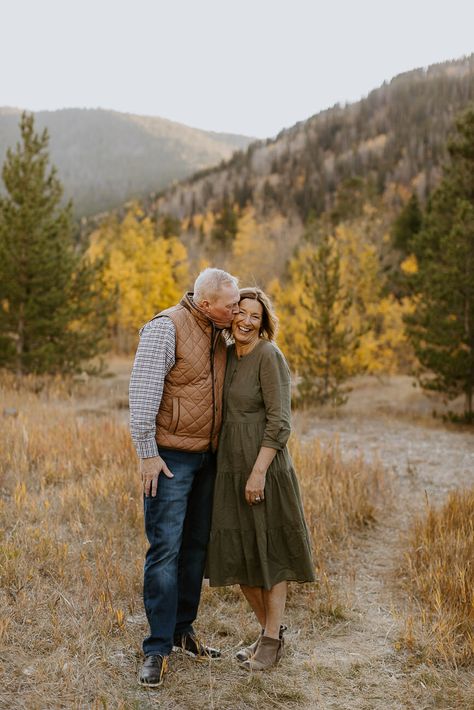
{"left": 209, "top": 325, "right": 218, "bottom": 451}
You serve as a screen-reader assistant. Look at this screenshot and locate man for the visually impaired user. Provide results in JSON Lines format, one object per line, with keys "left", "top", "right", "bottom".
{"left": 129, "top": 267, "right": 240, "bottom": 687}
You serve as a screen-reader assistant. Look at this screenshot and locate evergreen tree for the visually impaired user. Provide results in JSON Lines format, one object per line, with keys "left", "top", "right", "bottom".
{"left": 406, "top": 108, "right": 474, "bottom": 420}
{"left": 211, "top": 196, "right": 238, "bottom": 247}
{"left": 330, "top": 177, "right": 368, "bottom": 224}
{"left": 297, "top": 227, "right": 357, "bottom": 406}
{"left": 158, "top": 213, "right": 181, "bottom": 239}
{"left": 0, "top": 112, "right": 109, "bottom": 374}
{"left": 388, "top": 193, "right": 423, "bottom": 297}
{"left": 391, "top": 193, "right": 423, "bottom": 253}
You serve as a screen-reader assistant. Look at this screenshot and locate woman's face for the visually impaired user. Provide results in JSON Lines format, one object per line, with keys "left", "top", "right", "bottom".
{"left": 232, "top": 298, "right": 263, "bottom": 347}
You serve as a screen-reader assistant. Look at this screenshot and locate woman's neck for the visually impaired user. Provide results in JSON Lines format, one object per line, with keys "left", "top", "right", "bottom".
{"left": 235, "top": 337, "right": 260, "bottom": 359}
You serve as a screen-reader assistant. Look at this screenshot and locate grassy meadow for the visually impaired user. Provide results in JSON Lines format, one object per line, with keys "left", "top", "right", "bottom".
{"left": 0, "top": 367, "right": 473, "bottom": 709}
{"left": 399, "top": 488, "right": 474, "bottom": 667}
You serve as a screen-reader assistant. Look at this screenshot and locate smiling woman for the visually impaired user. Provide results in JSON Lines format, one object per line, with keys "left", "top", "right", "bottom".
{"left": 233, "top": 298, "right": 263, "bottom": 354}
{"left": 234, "top": 288, "right": 278, "bottom": 348}
{"left": 207, "top": 287, "right": 315, "bottom": 671}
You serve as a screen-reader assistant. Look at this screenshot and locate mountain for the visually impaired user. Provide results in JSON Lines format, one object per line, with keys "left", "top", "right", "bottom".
{"left": 146, "top": 55, "right": 474, "bottom": 227}
{"left": 80, "top": 55, "right": 474, "bottom": 378}
{"left": 0, "top": 108, "right": 254, "bottom": 216}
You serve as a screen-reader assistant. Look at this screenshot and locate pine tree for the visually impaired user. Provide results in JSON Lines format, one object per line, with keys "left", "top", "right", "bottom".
{"left": 211, "top": 196, "right": 238, "bottom": 248}
{"left": 388, "top": 192, "right": 423, "bottom": 298}
{"left": 406, "top": 108, "right": 474, "bottom": 420}
{"left": 297, "top": 227, "right": 357, "bottom": 406}
{"left": 0, "top": 112, "right": 109, "bottom": 374}
{"left": 391, "top": 193, "right": 423, "bottom": 253}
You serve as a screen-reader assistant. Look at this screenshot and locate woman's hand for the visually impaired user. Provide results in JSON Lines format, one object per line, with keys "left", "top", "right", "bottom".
{"left": 245, "top": 469, "right": 266, "bottom": 506}
{"left": 244, "top": 446, "right": 277, "bottom": 506}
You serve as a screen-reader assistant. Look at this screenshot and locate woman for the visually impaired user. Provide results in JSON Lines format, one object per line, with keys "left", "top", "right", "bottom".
{"left": 207, "top": 288, "right": 315, "bottom": 671}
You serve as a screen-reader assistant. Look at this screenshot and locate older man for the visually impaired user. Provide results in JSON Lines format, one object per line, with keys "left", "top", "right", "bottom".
{"left": 129, "top": 267, "right": 240, "bottom": 687}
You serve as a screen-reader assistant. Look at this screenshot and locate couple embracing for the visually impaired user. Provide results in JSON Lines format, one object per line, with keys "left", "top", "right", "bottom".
{"left": 129, "top": 268, "right": 315, "bottom": 687}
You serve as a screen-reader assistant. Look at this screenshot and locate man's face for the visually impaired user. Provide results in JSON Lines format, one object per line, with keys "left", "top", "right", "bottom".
{"left": 203, "top": 283, "right": 240, "bottom": 328}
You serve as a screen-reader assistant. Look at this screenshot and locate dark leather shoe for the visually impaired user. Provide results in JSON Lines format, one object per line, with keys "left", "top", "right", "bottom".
{"left": 173, "top": 632, "right": 221, "bottom": 660}
{"left": 138, "top": 654, "right": 168, "bottom": 687}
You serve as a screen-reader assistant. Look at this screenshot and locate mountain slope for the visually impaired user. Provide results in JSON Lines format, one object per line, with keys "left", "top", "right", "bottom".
{"left": 147, "top": 55, "right": 474, "bottom": 224}
{"left": 0, "top": 108, "right": 253, "bottom": 215}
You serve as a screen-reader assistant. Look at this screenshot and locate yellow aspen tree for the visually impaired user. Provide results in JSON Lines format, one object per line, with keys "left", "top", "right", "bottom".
{"left": 336, "top": 219, "right": 416, "bottom": 373}
{"left": 270, "top": 244, "right": 314, "bottom": 373}
{"left": 88, "top": 204, "right": 189, "bottom": 350}
{"left": 275, "top": 215, "right": 416, "bottom": 378}
{"left": 355, "top": 296, "right": 416, "bottom": 373}
{"left": 336, "top": 222, "right": 382, "bottom": 373}
{"left": 230, "top": 206, "right": 277, "bottom": 288}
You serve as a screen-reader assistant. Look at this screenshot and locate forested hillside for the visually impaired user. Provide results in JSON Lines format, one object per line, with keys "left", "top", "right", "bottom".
{"left": 0, "top": 108, "right": 253, "bottom": 215}
{"left": 83, "top": 56, "right": 474, "bottom": 404}
{"left": 147, "top": 56, "right": 474, "bottom": 226}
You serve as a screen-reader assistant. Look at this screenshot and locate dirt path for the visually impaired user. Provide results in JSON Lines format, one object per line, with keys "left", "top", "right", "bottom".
{"left": 299, "top": 415, "right": 474, "bottom": 709}
{"left": 73, "top": 368, "right": 474, "bottom": 707}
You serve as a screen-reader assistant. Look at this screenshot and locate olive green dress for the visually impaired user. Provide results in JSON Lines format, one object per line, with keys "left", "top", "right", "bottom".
{"left": 207, "top": 339, "right": 315, "bottom": 590}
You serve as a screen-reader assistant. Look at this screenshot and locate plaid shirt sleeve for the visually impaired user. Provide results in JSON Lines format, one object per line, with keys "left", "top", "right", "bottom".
{"left": 129, "top": 317, "right": 176, "bottom": 459}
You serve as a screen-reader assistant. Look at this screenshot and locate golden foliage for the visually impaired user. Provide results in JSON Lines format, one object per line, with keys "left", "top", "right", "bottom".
{"left": 401, "top": 253, "right": 419, "bottom": 275}
{"left": 268, "top": 258, "right": 308, "bottom": 372}
{"left": 355, "top": 296, "right": 415, "bottom": 373}
{"left": 274, "top": 215, "right": 416, "bottom": 375}
{"left": 229, "top": 206, "right": 277, "bottom": 288}
{"left": 88, "top": 204, "right": 189, "bottom": 347}
{"left": 191, "top": 210, "right": 216, "bottom": 237}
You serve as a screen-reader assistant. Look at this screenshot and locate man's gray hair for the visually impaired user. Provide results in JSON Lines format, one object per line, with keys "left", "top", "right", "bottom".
{"left": 194, "top": 268, "right": 239, "bottom": 303}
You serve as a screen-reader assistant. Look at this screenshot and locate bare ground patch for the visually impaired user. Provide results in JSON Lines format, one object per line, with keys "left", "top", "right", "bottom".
{"left": 295, "top": 410, "right": 474, "bottom": 709}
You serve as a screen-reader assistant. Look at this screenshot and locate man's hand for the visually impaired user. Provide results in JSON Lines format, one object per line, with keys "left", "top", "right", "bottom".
{"left": 140, "top": 456, "right": 174, "bottom": 497}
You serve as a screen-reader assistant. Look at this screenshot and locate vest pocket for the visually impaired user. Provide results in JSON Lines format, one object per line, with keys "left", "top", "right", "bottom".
{"left": 170, "top": 397, "right": 180, "bottom": 434}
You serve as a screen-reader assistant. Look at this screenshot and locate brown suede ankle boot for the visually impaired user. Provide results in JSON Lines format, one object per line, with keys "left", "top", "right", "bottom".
{"left": 241, "top": 635, "right": 283, "bottom": 671}
{"left": 236, "top": 624, "right": 287, "bottom": 663}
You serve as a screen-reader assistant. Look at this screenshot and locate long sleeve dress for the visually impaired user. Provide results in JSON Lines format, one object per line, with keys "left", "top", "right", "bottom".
{"left": 207, "top": 338, "right": 315, "bottom": 590}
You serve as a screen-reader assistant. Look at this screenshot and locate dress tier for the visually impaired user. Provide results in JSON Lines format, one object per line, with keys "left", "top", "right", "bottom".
{"left": 207, "top": 339, "right": 315, "bottom": 590}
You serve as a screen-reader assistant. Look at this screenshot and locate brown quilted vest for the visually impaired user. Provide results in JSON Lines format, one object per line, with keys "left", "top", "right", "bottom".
{"left": 152, "top": 293, "right": 227, "bottom": 453}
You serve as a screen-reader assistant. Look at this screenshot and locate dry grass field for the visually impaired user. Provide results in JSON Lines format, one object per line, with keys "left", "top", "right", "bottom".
{"left": 1, "top": 364, "right": 473, "bottom": 709}
{"left": 399, "top": 488, "right": 474, "bottom": 667}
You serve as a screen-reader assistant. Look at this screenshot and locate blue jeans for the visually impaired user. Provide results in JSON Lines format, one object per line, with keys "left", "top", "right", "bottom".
{"left": 142, "top": 448, "right": 216, "bottom": 656}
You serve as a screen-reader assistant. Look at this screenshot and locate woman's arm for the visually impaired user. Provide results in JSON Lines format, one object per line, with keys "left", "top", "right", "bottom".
{"left": 245, "top": 344, "right": 292, "bottom": 505}
{"left": 244, "top": 446, "right": 277, "bottom": 504}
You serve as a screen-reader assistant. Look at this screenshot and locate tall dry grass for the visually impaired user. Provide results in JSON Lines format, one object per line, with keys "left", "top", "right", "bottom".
{"left": 0, "top": 372, "right": 386, "bottom": 708}
{"left": 398, "top": 488, "right": 474, "bottom": 667}
{"left": 290, "top": 436, "right": 386, "bottom": 615}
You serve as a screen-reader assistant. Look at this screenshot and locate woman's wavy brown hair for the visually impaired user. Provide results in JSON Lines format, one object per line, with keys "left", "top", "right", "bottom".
{"left": 238, "top": 287, "right": 279, "bottom": 342}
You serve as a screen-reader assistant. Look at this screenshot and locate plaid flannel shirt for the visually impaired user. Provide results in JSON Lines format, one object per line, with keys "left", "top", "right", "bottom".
{"left": 129, "top": 317, "right": 176, "bottom": 459}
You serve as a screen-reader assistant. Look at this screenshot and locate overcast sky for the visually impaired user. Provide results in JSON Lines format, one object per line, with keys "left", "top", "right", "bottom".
{"left": 1, "top": 0, "right": 473, "bottom": 138}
